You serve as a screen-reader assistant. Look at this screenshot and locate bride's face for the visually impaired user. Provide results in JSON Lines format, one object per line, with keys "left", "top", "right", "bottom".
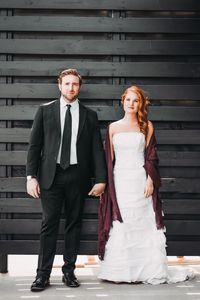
{"left": 123, "top": 91, "right": 140, "bottom": 114}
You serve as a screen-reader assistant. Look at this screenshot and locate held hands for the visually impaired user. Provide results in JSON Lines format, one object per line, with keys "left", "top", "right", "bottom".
{"left": 88, "top": 183, "right": 106, "bottom": 197}
{"left": 144, "top": 176, "right": 154, "bottom": 198}
{"left": 26, "top": 178, "right": 40, "bottom": 199}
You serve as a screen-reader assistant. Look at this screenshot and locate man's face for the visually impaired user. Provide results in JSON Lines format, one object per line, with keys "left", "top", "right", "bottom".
{"left": 58, "top": 74, "right": 81, "bottom": 102}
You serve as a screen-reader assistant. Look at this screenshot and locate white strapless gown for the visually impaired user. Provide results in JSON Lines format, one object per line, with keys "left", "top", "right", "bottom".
{"left": 98, "top": 132, "right": 194, "bottom": 284}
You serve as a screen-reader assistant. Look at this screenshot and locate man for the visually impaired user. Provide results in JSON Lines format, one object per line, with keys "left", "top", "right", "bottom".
{"left": 26, "top": 69, "right": 106, "bottom": 291}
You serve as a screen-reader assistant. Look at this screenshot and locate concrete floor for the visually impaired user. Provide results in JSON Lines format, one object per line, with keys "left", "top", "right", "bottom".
{"left": 0, "top": 256, "right": 200, "bottom": 300}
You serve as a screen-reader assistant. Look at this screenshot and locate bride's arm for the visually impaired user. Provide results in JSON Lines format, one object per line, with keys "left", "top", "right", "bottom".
{"left": 146, "top": 120, "right": 154, "bottom": 148}
{"left": 144, "top": 121, "right": 154, "bottom": 197}
{"left": 109, "top": 124, "right": 115, "bottom": 162}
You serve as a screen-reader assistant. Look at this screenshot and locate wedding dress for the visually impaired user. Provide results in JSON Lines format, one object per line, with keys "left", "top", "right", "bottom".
{"left": 98, "top": 132, "right": 194, "bottom": 284}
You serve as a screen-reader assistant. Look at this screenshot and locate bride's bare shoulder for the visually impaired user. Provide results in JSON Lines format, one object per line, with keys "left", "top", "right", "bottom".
{"left": 109, "top": 120, "right": 123, "bottom": 133}
{"left": 148, "top": 120, "right": 154, "bottom": 135}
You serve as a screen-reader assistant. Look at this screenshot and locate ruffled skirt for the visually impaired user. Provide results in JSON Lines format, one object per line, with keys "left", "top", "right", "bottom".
{"left": 98, "top": 168, "right": 194, "bottom": 284}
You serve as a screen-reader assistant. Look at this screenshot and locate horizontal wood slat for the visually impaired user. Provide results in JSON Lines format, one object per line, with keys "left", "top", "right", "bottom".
{"left": 1, "top": 198, "right": 200, "bottom": 215}
{"left": 1, "top": 129, "right": 200, "bottom": 144}
{"left": 0, "top": 151, "right": 26, "bottom": 165}
{"left": 1, "top": 17, "right": 199, "bottom": 33}
{"left": 0, "top": 240, "right": 199, "bottom": 255}
{"left": 158, "top": 152, "right": 200, "bottom": 167}
{"left": 0, "top": 0, "right": 198, "bottom": 10}
{"left": 0, "top": 219, "right": 199, "bottom": 236}
{"left": 1, "top": 177, "right": 200, "bottom": 193}
{"left": 0, "top": 167, "right": 197, "bottom": 179}
{"left": 161, "top": 178, "right": 200, "bottom": 193}
{"left": 0, "top": 219, "right": 98, "bottom": 235}
{"left": 1, "top": 84, "right": 200, "bottom": 100}
{"left": 0, "top": 240, "right": 98, "bottom": 255}
{"left": 1, "top": 40, "right": 200, "bottom": 55}
{"left": 163, "top": 199, "right": 200, "bottom": 215}
{"left": 1, "top": 151, "right": 200, "bottom": 166}
{"left": 166, "top": 221, "right": 200, "bottom": 236}
{"left": 161, "top": 168, "right": 200, "bottom": 178}
{"left": 0, "top": 198, "right": 98, "bottom": 214}
{"left": 0, "top": 105, "right": 199, "bottom": 122}
{"left": 0, "top": 129, "right": 30, "bottom": 143}
{"left": 1, "top": 61, "right": 200, "bottom": 78}
{"left": 166, "top": 242, "right": 200, "bottom": 256}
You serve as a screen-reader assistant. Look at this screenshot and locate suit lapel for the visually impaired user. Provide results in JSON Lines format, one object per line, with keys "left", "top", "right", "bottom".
{"left": 77, "top": 102, "right": 87, "bottom": 141}
{"left": 53, "top": 99, "right": 61, "bottom": 138}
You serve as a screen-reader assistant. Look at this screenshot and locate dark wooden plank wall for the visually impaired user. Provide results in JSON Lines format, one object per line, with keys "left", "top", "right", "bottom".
{"left": 0, "top": 1, "right": 200, "bottom": 270}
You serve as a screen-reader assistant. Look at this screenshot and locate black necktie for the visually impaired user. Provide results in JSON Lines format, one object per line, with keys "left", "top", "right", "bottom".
{"left": 60, "top": 104, "right": 72, "bottom": 170}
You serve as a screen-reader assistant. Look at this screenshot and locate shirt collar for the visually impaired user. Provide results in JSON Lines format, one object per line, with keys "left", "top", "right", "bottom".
{"left": 60, "top": 96, "right": 79, "bottom": 110}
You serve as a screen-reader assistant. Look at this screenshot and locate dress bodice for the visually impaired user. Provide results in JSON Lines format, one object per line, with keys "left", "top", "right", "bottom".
{"left": 113, "top": 132, "right": 145, "bottom": 170}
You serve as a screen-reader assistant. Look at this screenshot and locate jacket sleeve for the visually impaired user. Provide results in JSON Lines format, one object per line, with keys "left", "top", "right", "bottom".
{"left": 26, "top": 105, "right": 44, "bottom": 176}
{"left": 92, "top": 112, "right": 107, "bottom": 183}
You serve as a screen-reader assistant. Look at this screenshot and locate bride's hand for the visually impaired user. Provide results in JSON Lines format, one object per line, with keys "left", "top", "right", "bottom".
{"left": 144, "top": 176, "right": 154, "bottom": 198}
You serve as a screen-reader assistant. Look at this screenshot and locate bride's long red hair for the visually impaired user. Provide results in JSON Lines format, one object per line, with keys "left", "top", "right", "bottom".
{"left": 121, "top": 86, "right": 149, "bottom": 138}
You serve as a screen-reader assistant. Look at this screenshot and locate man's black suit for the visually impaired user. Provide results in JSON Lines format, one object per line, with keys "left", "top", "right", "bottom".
{"left": 26, "top": 99, "right": 107, "bottom": 278}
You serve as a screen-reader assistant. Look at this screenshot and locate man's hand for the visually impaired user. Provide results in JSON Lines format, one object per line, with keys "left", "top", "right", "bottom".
{"left": 88, "top": 183, "right": 106, "bottom": 197}
{"left": 27, "top": 178, "right": 40, "bottom": 198}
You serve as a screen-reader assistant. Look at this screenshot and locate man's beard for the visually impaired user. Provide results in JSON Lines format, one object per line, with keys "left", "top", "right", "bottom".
{"left": 63, "top": 93, "right": 78, "bottom": 102}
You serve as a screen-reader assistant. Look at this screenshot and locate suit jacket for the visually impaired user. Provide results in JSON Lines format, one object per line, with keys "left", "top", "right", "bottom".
{"left": 26, "top": 99, "right": 107, "bottom": 193}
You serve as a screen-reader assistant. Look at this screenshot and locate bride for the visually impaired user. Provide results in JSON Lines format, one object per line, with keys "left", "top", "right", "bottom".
{"left": 98, "top": 85, "right": 194, "bottom": 284}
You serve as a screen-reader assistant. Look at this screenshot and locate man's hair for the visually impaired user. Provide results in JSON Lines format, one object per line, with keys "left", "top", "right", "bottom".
{"left": 57, "top": 68, "right": 82, "bottom": 85}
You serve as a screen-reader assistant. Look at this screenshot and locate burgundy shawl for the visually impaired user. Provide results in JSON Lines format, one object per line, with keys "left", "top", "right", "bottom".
{"left": 98, "top": 126, "right": 164, "bottom": 260}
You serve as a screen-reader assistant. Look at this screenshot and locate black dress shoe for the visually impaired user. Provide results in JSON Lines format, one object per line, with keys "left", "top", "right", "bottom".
{"left": 62, "top": 272, "right": 80, "bottom": 287}
{"left": 31, "top": 276, "right": 50, "bottom": 292}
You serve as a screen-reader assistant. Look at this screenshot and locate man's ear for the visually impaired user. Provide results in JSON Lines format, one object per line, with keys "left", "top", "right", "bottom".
{"left": 58, "top": 83, "right": 61, "bottom": 92}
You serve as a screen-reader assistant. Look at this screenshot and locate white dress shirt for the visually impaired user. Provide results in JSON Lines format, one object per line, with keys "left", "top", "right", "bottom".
{"left": 57, "top": 96, "right": 79, "bottom": 165}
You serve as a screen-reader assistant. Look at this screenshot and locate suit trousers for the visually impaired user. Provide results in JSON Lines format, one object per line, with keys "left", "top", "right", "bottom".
{"left": 36, "top": 164, "right": 85, "bottom": 278}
